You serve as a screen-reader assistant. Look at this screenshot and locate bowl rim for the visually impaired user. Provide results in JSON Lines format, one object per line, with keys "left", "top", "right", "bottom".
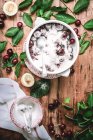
{"left": 10, "top": 96, "right": 43, "bottom": 129}
{"left": 26, "top": 20, "right": 79, "bottom": 74}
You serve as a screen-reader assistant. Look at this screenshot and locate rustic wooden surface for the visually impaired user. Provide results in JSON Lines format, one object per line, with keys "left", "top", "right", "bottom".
{"left": 0, "top": 0, "right": 93, "bottom": 139}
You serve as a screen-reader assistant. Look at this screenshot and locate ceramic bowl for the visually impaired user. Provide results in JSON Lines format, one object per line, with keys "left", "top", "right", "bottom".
{"left": 25, "top": 20, "right": 79, "bottom": 78}
{"left": 10, "top": 96, "right": 43, "bottom": 129}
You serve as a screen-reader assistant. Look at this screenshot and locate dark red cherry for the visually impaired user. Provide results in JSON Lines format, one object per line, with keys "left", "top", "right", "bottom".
{"left": 74, "top": 28, "right": 78, "bottom": 34}
{"left": 75, "top": 19, "right": 81, "bottom": 26}
{"left": 55, "top": 134, "right": 61, "bottom": 140}
{"left": 48, "top": 103, "right": 55, "bottom": 111}
{"left": 0, "top": 13, "right": 7, "bottom": 20}
{"left": 70, "top": 38, "right": 75, "bottom": 44}
{"left": 12, "top": 58, "right": 18, "bottom": 65}
{"left": 3, "top": 54, "right": 9, "bottom": 61}
{"left": 6, "top": 67, "right": 12, "bottom": 74}
{"left": 7, "top": 48, "right": 13, "bottom": 57}
{"left": 17, "top": 22, "right": 23, "bottom": 28}
{"left": 0, "top": 19, "right": 5, "bottom": 29}
{"left": 59, "top": 123, "right": 66, "bottom": 131}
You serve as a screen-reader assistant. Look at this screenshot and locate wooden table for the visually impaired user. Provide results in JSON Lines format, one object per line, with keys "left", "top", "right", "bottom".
{"left": 0, "top": 0, "right": 93, "bottom": 139}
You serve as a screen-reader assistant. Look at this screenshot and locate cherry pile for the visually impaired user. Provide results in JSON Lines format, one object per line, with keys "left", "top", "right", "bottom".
{"left": 3, "top": 48, "right": 18, "bottom": 74}
{"left": 0, "top": 13, "right": 7, "bottom": 29}
{"left": 48, "top": 117, "right": 73, "bottom": 140}
{"left": 74, "top": 19, "right": 81, "bottom": 40}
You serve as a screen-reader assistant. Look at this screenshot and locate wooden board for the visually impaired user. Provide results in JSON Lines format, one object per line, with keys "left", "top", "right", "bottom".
{"left": 0, "top": 0, "right": 93, "bottom": 139}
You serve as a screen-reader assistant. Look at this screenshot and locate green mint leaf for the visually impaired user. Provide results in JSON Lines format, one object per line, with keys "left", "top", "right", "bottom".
{"left": 79, "top": 40, "right": 90, "bottom": 55}
{"left": 77, "top": 101, "right": 88, "bottom": 111}
{"left": 41, "top": 0, "right": 53, "bottom": 11}
{"left": 79, "top": 32, "right": 87, "bottom": 45}
{"left": 23, "top": 13, "right": 33, "bottom": 27}
{"left": 30, "top": 0, "right": 42, "bottom": 14}
{"left": 30, "top": 79, "right": 51, "bottom": 98}
{"left": 84, "top": 19, "right": 93, "bottom": 30}
{"left": 83, "top": 110, "right": 93, "bottom": 119}
{"left": 0, "top": 41, "right": 7, "bottom": 53}
{"left": 19, "top": 0, "right": 33, "bottom": 10}
{"left": 64, "top": 97, "right": 70, "bottom": 104}
{"left": 15, "top": 62, "right": 21, "bottom": 78}
{"left": 36, "top": 9, "right": 44, "bottom": 17}
{"left": 5, "top": 27, "right": 20, "bottom": 37}
{"left": 20, "top": 52, "right": 27, "bottom": 61}
{"left": 51, "top": 6, "right": 67, "bottom": 13}
{"left": 87, "top": 92, "right": 93, "bottom": 108}
{"left": 63, "top": 0, "right": 74, "bottom": 3}
{"left": 73, "top": 0, "right": 90, "bottom": 14}
{"left": 12, "top": 29, "right": 24, "bottom": 46}
{"left": 42, "top": 10, "right": 52, "bottom": 20}
{"left": 54, "top": 13, "right": 76, "bottom": 24}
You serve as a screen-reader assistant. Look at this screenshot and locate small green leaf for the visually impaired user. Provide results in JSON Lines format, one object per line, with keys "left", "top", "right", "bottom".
{"left": 83, "top": 110, "right": 93, "bottom": 119}
{"left": 31, "top": 79, "right": 51, "bottom": 98}
{"left": 62, "top": 103, "right": 73, "bottom": 111}
{"left": 51, "top": 6, "right": 67, "bottom": 13}
{"left": 79, "top": 40, "right": 90, "bottom": 55}
{"left": 15, "top": 62, "right": 21, "bottom": 78}
{"left": 79, "top": 32, "right": 87, "bottom": 45}
{"left": 19, "top": 0, "right": 33, "bottom": 10}
{"left": 54, "top": 13, "right": 76, "bottom": 24}
{"left": 77, "top": 101, "right": 88, "bottom": 111}
{"left": 36, "top": 9, "right": 44, "bottom": 17}
{"left": 73, "top": 0, "right": 90, "bottom": 14}
{"left": 42, "top": 10, "right": 52, "bottom": 20}
{"left": 5, "top": 27, "right": 20, "bottom": 37}
{"left": 12, "top": 29, "right": 24, "bottom": 46}
{"left": 0, "top": 41, "right": 7, "bottom": 53}
{"left": 20, "top": 52, "right": 27, "bottom": 61}
{"left": 30, "top": 0, "right": 41, "bottom": 14}
{"left": 23, "top": 13, "right": 33, "bottom": 27}
{"left": 87, "top": 92, "right": 93, "bottom": 108}
{"left": 64, "top": 97, "right": 70, "bottom": 104}
{"left": 41, "top": 0, "right": 53, "bottom": 11}
{"left": 84, "top": 19, "right": 93, "bottom": 30}
{"left": 63, "top": 0, "right": 73, "bottom": 3}
{"left": 78, "top": 119, "right": 91, "bottom": 128}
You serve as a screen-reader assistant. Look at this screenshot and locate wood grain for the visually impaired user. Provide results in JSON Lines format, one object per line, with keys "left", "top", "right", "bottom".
{"left": 0, "top": 0, "right": 93, "bottom": 139}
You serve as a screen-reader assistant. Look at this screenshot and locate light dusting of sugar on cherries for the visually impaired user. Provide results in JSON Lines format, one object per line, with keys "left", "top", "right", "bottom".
{"left": 29, "top": 23, "right": 76, "bottom": 72}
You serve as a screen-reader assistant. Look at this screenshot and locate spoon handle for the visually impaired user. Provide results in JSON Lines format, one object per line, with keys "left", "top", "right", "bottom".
{"left": 42, "top": 50, "right": 47, "bottom": 77}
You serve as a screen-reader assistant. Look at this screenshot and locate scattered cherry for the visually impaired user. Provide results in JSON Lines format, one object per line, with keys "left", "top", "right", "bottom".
{"left": 48, "top": 123, "right": 54, "bottom": 130}
{"left": 7, "top": 48, "right": 13, "bottom": 57}
{"left": 0, "top": 19, "right": 5, "bottom": 29}
{"left": 50, "top": 129, "right": 55, "bottom": 136}
{"left": 77, "top": 34, "right": 81, "bottom": 40}
{"left": 3, "top": 54, "right": 9, "bottom": 61}
{"left": 61, "top": 132, "right": 66, "bottom": 138}
{"left": 73, "top": 28, "right": 78, "bottom": 34}
{"left": 59, "top": 123, "right": 66, "bottom": 131}
{"left": 48, "top": 103, "right": 55, "bottom": 111}
{"left": 12, "top": 58, "right": 18, "bottom": 65}
{"left": 55, "top": 134, "right": 61, "bottom": 140}
{"left": 6, "top": 67, "right": 12, "bottom": 74}
{"left": 17, "top": 22, "right": 23, "bottom": 28}
{"left": 70, "top": 38, "right": 75, "bottom": 44}
{"left": 0, "top": 13, "right": 7, "bottom": 20}
{"left": 75, "top": 19, "right": 81, "bottom": 26}
{"left": 53, "top": 99, "right": 60, "bottom": 108}
{"left": 66, "top": 130, "right": 73, "bottom": 137}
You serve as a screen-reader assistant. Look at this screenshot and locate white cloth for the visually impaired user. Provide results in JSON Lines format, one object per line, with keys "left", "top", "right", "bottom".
{"left": 0, "top": 78, "right": 51, "bottom": 140}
